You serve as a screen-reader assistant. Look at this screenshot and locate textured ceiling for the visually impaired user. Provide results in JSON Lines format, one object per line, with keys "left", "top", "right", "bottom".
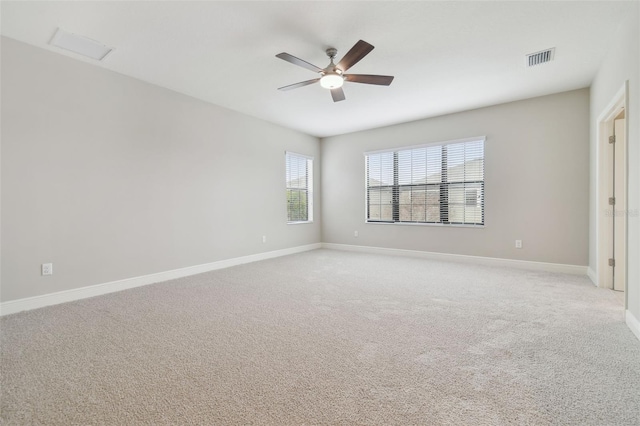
{"left": 0, "top": 1, "right": 634, "bottom": 137}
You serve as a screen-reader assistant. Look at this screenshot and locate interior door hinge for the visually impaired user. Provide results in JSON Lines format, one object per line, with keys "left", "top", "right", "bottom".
{"left": 609, "top": 258, "right": 615, "bottom": 267}
{"left": 609, "top": 197, "right": 616, "bottom": 206}
{"left": 609, "top": 135, "right": 616, "bottom": 144}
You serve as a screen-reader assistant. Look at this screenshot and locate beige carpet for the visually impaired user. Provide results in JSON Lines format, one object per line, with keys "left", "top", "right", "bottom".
{"left": 1, "top": 249, "right": 639, "bottom": 425}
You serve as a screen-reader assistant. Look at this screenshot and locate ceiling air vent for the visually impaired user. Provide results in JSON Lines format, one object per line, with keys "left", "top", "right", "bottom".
{"left": 526, "top": 48, "right": 555, "bottom": 67}
{"left": 49, "top": 28, "right": 113, "bottom": 61}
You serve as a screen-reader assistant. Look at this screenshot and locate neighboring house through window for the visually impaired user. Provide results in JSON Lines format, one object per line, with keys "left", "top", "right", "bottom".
{"left": 286, "top": 151, "right": 313, "bottom": 223}
{"left": 365, "top": 137, "right": 485, "bottom": 225}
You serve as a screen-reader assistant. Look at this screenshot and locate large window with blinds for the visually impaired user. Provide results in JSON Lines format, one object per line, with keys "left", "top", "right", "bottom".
{"left": 365, "top": 137, "right": 485, "bottom": 225}
{"left": 286, "top": 152, "right": 313, "bottom": 223}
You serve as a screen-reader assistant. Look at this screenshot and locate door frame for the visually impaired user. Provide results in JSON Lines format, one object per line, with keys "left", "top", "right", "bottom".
{"left": 595, "top": 82, "right": 628, "bottom": 305}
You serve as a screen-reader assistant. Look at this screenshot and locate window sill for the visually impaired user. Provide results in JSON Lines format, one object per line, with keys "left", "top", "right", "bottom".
{"left": 288, "top": 221, "right": 314, "bottom": 225}
{"left": 366, "top": 221, "right": 484, "bottom": 229}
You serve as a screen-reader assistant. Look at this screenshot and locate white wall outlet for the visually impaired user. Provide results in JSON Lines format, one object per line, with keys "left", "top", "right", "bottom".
{"left": 354, "top": 230, "right": 359, "bottom": 237}
{"left": 262, "top": 235, "right": 267, "bottom": 243}
{"left": 42, "top": 263, "right": 53, "bottom": 276}
{"left": 515, "top": 240, "right": 523, "bottom": 249}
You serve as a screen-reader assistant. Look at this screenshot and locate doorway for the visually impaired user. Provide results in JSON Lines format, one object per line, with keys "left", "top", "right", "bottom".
{"left": 596, "top": 83, "right": 628, "bottom": 305}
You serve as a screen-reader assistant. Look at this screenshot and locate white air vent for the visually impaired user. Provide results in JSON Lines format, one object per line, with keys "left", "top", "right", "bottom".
{"left": 526, "top": 48, "right": 555, "bottom": 67}
{"left": 49, "top": 28, "right": 113, "bottom": 60}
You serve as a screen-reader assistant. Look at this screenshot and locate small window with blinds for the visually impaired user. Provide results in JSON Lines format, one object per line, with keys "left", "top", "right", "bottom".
{"left": 286, "top": 152, "right": 313, "bottom": 223}
{"left": 365, "top": 137, "right": 485, "bottom": 226}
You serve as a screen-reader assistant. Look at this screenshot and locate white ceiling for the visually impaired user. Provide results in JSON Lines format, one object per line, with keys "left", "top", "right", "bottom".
{"left": 1, "top": 1, "right": 633, "bottom": 138}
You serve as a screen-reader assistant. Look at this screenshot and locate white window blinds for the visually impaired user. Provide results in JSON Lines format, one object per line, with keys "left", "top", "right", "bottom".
{"left": 286, "top": 152, "right": 313, "bottom": 223}
{"left": 365, "top": 137, "right": 485, "bottom": 225}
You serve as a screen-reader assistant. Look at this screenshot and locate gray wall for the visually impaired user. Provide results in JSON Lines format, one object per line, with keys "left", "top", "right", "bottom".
{"left": 1, "top": 37, "right": 321, "bottom": 303}
{"left": 321, "top": 89, "right": 590, "bottom": 266}
{"left": 589, "top": 8, "right": 639, "bottom": 321}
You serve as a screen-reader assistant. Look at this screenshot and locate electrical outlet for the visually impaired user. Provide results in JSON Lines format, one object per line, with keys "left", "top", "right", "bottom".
{"left": 515, "top": 240, "right": 522, "bottom": 249}
{"left": 262, "top": 235, "right": 267, "bottom": 243}
{"left": 42, "top": 263, "right": 53, "bottom": 276}
{"left": 354, "top": 230, "right": 359, "bottom": 237}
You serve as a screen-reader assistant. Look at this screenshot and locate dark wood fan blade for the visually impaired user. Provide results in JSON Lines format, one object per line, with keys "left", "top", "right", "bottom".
{"left": 278, "top": 78, "right": 320, "bottom": 91}
{"left": 344, "top": 74, "right": 394, "bottom": 86}
{"left": 330, "top": 87, "right": 346, "bottom": 102}
{"left": 276, "top": 53, "right": 323, "bottom": 73}
{"left": 336, "top": 40, "right": 374, "bottom": 72}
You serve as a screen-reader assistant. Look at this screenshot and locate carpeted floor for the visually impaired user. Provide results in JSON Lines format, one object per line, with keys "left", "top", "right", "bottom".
{"left": 1, "top": 249, "right": 639, "bottom": 425}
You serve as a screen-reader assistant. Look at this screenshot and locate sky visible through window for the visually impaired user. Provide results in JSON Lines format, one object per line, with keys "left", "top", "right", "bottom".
{"left": 368, "top": 141, "right": 484, "bottom": 186}
{"left": 286, "top": 155, "right": 307, "bottom": 188}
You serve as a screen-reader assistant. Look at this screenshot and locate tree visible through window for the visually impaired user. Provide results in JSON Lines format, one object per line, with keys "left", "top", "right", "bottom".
{"left": 365, "top": 138, "right": 484, "bottom": 225}
{"left": 286, "top": 152, "right": 313, "bottom": 223}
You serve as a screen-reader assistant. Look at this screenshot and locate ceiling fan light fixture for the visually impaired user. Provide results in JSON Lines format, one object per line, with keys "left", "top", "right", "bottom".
{"left": 320, "top": 73, "right": 344, "bottom": 89}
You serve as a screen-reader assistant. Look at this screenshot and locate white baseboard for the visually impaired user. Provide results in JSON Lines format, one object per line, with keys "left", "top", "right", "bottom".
{"left": 0, "top": 243, "right": 321, "bottom": 316}
{"left": 626, "top": 310, "right": 640, "bottom": 342}
{"left": 587, "top": 267, "right": 598, "bottom": 286}
{"left": 321, "top": 243, "right": 588, "bottom": 275}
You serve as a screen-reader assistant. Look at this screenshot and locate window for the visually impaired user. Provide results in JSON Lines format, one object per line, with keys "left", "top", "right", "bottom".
{"left": 365, "top": 137, "right": 484, "bottom": 225}
{"left": 286, "top": 152, "right": 313, "bottom": 223}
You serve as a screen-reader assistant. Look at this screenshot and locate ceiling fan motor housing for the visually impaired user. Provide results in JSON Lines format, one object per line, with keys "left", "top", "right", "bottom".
{"left": 320, "top": 47, "right": 344, "bottom": 89}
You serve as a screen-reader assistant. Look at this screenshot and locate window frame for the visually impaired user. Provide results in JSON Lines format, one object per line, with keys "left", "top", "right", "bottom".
{"left": 285, "top": 151, "right": 314, "bottom": 224}
{"left": 364, "top": 137, "right": 485, "bottom": 227}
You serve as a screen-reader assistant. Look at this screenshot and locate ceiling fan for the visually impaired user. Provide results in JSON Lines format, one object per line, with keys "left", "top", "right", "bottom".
{"left": 276, "top": 40, "right": 394, "bottom": 102}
